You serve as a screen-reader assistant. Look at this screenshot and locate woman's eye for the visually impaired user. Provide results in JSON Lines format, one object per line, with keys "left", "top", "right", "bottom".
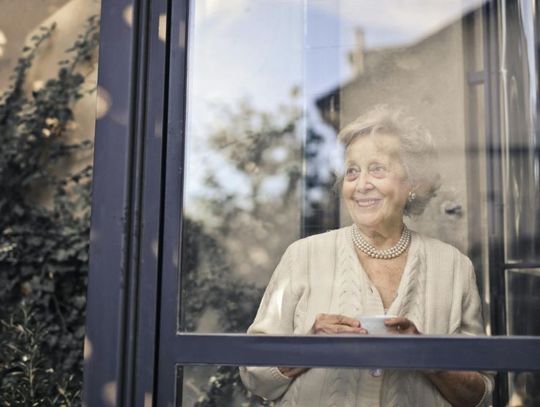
{"left": 370, "top": 165, "right": 387, "bottom": 177}
{"left": 345, "top": 167, "right": 359, "bottom": 179}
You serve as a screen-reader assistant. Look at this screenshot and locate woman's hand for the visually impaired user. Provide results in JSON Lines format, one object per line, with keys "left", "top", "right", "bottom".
{"left": 424, "top": 371, "right": 487, "bottom": 407}
{"left": 311, "top": 313, "right": 368, "bottom": 334}
{"left": 278, "top": 366, "right": 308, "bottom": 378}
{"left": 384, "top": 316, "right": 420, "bottom": 334}
{"left": 279, "top": 314, "right": 366, "bottom": 380}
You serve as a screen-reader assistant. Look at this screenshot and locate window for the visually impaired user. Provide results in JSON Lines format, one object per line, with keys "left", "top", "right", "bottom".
{"left": 85, "top": 1, "right": 540, "bottom": 406}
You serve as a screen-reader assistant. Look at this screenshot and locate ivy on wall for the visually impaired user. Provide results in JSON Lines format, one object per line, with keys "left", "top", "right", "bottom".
{"left": 0, "top": 16, "right": 98, "bottom": 406}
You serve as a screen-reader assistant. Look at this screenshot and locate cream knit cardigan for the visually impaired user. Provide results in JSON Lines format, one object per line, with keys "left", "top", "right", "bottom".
{"left": 240, "top": 226, "right": 493, "bottom": 407}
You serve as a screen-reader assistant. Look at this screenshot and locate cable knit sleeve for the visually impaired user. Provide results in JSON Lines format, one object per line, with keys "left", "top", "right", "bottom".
{"left": 458, "top": 255, "right": 495, "bottom": 407}
{"left": 459, "top": 256, "right": 485, "bottom": 337}
{"left": 239, "top": 241, "right": 306, "bottom": 400}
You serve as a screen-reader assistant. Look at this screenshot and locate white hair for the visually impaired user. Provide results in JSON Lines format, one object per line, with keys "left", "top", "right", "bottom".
{"left": 337, "top": 105, "right": 441, "bottom": 216}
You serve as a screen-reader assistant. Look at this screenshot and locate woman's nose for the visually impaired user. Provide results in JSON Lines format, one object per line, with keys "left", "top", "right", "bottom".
{"left": 355, "top": 172, "right": 374, "bottom": 192}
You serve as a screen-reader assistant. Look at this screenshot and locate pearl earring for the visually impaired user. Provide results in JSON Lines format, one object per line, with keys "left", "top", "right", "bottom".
{"left": 408, "top": 191, "right": 416, "bottom": 202}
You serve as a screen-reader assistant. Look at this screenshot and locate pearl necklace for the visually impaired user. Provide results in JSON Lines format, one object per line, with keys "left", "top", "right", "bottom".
{"left": 351, "top": 224, "right": 411, "bottom": 259}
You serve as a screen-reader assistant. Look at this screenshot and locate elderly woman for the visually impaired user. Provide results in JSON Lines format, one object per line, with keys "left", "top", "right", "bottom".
{"left": 239, "top": 106, "right": 493, "bottom": 406}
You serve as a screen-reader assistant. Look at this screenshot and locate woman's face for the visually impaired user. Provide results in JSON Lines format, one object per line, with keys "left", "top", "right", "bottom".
{"left": 342, "top": 134, "right": 411, "bottom": 232}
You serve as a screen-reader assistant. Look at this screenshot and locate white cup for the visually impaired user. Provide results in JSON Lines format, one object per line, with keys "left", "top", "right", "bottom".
{"left": 357, "top": 315, "right": 397, "bottom": 335}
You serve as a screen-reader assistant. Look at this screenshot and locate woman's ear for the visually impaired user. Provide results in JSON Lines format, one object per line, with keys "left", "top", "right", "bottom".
{"left": 405, "top": 180, "right": 417, "bottom": 196}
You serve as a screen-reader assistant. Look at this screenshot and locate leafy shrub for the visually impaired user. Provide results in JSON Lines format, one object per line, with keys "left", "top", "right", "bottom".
{"left": 0, "top": 303, "right": 80, "bottom": 406}
{"left": 0, "top": 16, "right": 99, "bottom": 406}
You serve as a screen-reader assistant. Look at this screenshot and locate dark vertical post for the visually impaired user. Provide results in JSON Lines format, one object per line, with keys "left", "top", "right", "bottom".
{"left": 155, "top": 0, "right": 189, "bottom": 405}
{"left": 132, "top": 0, "right": 170, "bottom": 405}
{"left": 83, "top": 0, "right": 170, "bottom": 405}
{"left": 83, "top": 0, "right": 141, "bottom": 405}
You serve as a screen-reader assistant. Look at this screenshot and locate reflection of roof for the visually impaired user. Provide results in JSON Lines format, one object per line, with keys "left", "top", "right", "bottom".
{"left": 316, "top": 47, "right": 407, "bottom": 129}
{"left": 316, "top": 10, "right": 474, "bottom": 130}
{"left": 316, "top": 45, "right": 411, "bottom": 130}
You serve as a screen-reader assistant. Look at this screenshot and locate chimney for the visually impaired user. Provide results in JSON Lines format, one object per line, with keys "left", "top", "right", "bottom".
{"left": 348, "top": 28, "right": 365, "bottom": 75}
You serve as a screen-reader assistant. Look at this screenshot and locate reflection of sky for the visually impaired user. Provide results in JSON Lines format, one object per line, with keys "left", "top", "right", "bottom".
{"left": 185, "top": 0, "right": 484, "bottom": 215}
{"left": 189, "top": 0, "right": 485, "bottom": 107}
{"left": 311, "top": 0, "right": 485, "bottom": 49}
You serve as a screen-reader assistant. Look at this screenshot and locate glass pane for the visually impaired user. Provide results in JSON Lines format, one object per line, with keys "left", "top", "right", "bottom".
{"left": 509, "top": 371, "right": 540, "bottom": 406}
{"left": 500, "top": 0, "right": 540, "bottom": 262}
{"left": 465, "top": 78, "right": 493, "bottom": 333}
{"left": 181, "top": 0, "right": 496, "bottom": 335}
{"left": 506, "top": 269, "right": 540, "bottom": 336}
{"left": 174, "top": 1, "right": 540, "bottom": 403}
{"left": 506, "top": 269, "right": 540, "bottom": 405}
{"left": 177, "top": 365, "right": 540, "bottom": 406}
{"left": 181, "top": 0, "right": 304, "bottom": 333}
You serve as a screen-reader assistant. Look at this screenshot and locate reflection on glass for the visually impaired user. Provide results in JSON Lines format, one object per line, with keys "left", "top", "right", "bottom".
{"left": 466, "top": 83, "right": 492, "bottom": 332}
{"left": 506, "top": 269, "right": 540, "bottom": 336}
{"left": 242, "top": 106, "right": 490, "bottom": 407}
{"left": 462, "top": 7, "right": 490, "bottom": 330}
{"left": 506, "top": 269, "right": 540, "bottom": 405}
{"left": 179, "top": 365, "right": 497, "bottom": 407}
{"left": 499, "top": 0, "right": 540, "bottom": 262}
{"left": 182, "top": 1, "right": 305, "bottom": 333}
{"left": 180, "top": 365, "right": 257, "bottom": 407}
{"left": 177, "top": 1, "right": 540, "bottom": 405}
{"left": 182, "top": 0, "right": 493, "bottom": 334}
{"left": 509, "top": 371, "right": 540, "bottom": 406}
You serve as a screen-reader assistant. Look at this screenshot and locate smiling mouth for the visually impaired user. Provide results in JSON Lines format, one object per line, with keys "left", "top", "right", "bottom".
{"left": 355, "top": 198, "right": 382, "bottom": 208}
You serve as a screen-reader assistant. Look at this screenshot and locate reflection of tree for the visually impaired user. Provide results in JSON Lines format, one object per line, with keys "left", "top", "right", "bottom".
{"left": 209, "top": 102, "right": 302, "bottom": 211}
{"left": 193, "top": 101, "right": 303, "bottom": 284}
{"left": 183, "top": 100, "right": 299, "bottom": 405}
{"left": 183, "top": 98, "right": 338, "bottom": 406}
{"left": 182, "top": 218, "right": 268, "bottom": 406}
{"left": 303, "top": 126, "right": 339, "bottom": 236}
{"left": 182, "top": 218, "right": 262, "bottom": 333}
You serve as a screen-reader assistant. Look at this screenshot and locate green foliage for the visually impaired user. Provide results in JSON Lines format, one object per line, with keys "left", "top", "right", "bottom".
{"left": 192, "top": 365, "right": 273, "bottom": 407}
{"left": 182, "top": 218, "right": 267, "bottom": 406}
{"left": 184, "top": 101, "right": 306, "bottom": 406}
{"left": 0, "top": 16, "right": 99, "bottom": 406}
{"left": 0, "top": 304, "right": 80, "bottom": 406}
{"left": 182, "top": 218, "right": 263, "bottom": 334}
{"left": 185, "top": 100, "right": 337, "bottom": 405}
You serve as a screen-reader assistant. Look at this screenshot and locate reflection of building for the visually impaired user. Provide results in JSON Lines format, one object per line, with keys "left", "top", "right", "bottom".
{"left": 316, "top": 16, "right": 472, "bottom": 253}
{"left": 313, "top": 7, "right": 540, "bottom": 405}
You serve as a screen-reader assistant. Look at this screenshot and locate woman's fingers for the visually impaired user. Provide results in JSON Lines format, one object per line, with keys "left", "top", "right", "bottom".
{"left": 333, "top": 314, "right": 361, "bottom": 327}
{"left": 384, "top": 317, "right": 420, "bottom": 334}
{"left": 312, "top": 314, "right": 420, "bottom": 335}
{"left": 384, "top": 316, "right": 408, "bottom": 326}
{"left": 317, "top": 313, "right": 361, "bottom": 327}
{"left": 312, "top": 313, "right": 367, "bottom": 334}
{"left": 335, "top": 324, "right": 367, "bottom": 334}
{"left": 278, "top": 366, "right": 308, "bottom": 378}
